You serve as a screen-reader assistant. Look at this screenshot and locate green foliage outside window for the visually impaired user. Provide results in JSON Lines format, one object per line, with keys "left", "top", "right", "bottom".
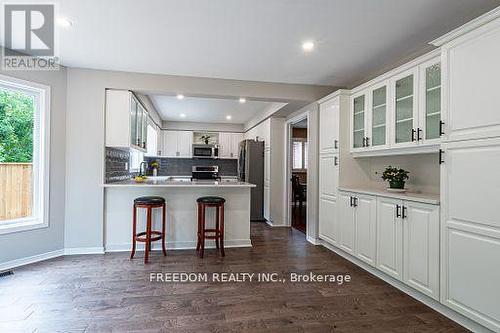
{"left": 0, "top": 89, "right": 34, "bottom": 163}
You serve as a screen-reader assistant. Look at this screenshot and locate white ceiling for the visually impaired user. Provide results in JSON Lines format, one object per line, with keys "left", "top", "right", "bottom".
{"left": 150, "top": 95, "right": 281, "bottom": 124}
{"left": 7, "top": 0, "right": 500, "bottom": 86}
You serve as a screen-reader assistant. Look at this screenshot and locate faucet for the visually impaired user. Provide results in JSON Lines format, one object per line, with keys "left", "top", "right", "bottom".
{"left": 139, "top": 161, "right": 148, "bottom": 177}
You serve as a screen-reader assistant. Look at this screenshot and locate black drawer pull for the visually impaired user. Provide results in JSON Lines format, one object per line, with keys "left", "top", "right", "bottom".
{"left": 396, "top": 204, "right": 401, "bottom": 218}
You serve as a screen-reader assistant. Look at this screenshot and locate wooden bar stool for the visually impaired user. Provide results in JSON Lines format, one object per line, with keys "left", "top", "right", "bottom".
{"left": 196, "top": 196, "right": 226, "bottom": 258}
{"left": 130, "top": 196, "right": 167, "bottom": 264}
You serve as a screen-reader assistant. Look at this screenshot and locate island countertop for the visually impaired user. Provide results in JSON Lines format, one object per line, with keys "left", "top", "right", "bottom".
{"left": 102, "top": 176, "right": 256, "bottom": 188}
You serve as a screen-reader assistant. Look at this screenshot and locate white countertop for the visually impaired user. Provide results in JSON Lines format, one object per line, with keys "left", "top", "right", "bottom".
{"left": 103, "top": 176, "right": 255, "bottom": 188}
{"left": 338, "top": 186, "right": 440, "bottom": 205}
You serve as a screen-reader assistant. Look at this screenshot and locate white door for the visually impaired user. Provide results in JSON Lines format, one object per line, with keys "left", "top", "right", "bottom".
{"left": 443, "top": 23, "right": 500, "bottom": 142}
{"left": 403, "top": 201, "right": 440, "bottom": 300}
{"left": 418, "top": 58, "right": 442, "bottom": 146}
{"left": 376, "top": 197, "right": 403, "bottom": 280}
{"left": 319, "top": 154, "right": 338, "bottom": 199}
{"left": 368, "top": 82, "right": 390, "bottom": 150}
{"left": 163, "top": 130, "right": 178, "bottom": 157}
{"left": 354, "top": 194, "right": 377, "bottom": 266}
{"left": 319, "top": 97, "right": 339, "bottom": 153}
{"left": 231, "top": 133, "right": 243, "bottom": 158}
{"left": 177, "top": 131, "right": 193, "bottom": 157}
{"left": 219, "top": 133, "right": 232, "bottom": 158}
{"left": 319, "top": 198, "right": 338, "bottom": 245}
{"left": 351, "top": 92, "right": 368, "bottom": 152}
{"left": 338, "top": 192, "right": 355, "bottom": 254}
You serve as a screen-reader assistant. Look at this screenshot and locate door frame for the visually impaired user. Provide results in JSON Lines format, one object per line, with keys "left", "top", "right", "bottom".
{"left": 286, "top": 113, "right": 308, "bottom": 230}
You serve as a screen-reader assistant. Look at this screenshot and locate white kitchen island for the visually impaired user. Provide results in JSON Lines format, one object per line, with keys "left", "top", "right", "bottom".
{"left": 103, "top": 178, "right": 255, "bottom": 252}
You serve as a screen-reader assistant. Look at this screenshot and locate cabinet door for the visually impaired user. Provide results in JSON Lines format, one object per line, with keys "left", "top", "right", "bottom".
{"left": 338, "top": 192, "right": 355, "bottom": 254}
{"left": 370, "top": 83, "right": 389, "bottom": 149}
{"left": 319, "top": 154, "right": 338, "bottom": 199}
{"left": 351, "top": 93, "right": 367, "bottom": 151}
{"left": 177, "top": 131, "right": 193, "bottom": 157}
{"left": 354, "top": 195, "right": 377, "bottom": 266}
{"left": 219, "top": 133, "right": 232, "bottom": 158}
{"left": 319, "top": 97, "right": 339, "bottom": 153}
{"left": 130, "top": 96, "right": 139, "bottom": 148}
{"left": 163, "top": 131, "right": 178, "bottom": 157}
{"left": 105, "top": 90, "right": 131, "bottom": 148}
{"left": 419, "top": 61, "right": 441, "bottom": 144}
{"left": 392, "top": 69, "right": 418, "bottom": 148}
{"left": 231, "top": 133, "right": 243, "bottom": 158}
{"left": 141, "top": 107, "right": 148, "bottom": 150}
{"left": 443, "top": 23, "right": 500, "bottom": 142}
{"left": 319, "top": 197, "right": 338, "bottom": 245}
{"left": 403, "top": 201, "right": 439, "bottom": 300}
{"left": 376, "top": 197, "right": 403, "bottom": 280}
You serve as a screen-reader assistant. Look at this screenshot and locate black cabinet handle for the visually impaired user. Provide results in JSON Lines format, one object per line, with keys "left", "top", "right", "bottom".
{"left": 417, "top": 128, "right": 422, "bottom": 141}
{"left": 411, "top": 129, "right": 416, "bottom": 142}
{"left": 396, "top": 204, "right": 401, "bottom": 218}
{"left": 439, "top": 149, "right": 444, "bottom": 164}
{"left": 352, "top": 197, "right": 358, "bottom": 207}
{"left": 365, "top": 137, "right": 370, "bottom": 147}
{"left": 362, "top": 138, "right": 366, "bottom": 147}
{"left": 402, "top": 206, "right": 408, "bottom": 219}
{"left": 334, "top": 139, "right": 338, "bottom": 149}
{"left": 334, "top": 156, "right": 338, "bottom": 166}
{"left": 349, "top": 196, "right": 353, "bottom": 207}
{"left": 439, "top": 121, "right": 445, "bottom": 136}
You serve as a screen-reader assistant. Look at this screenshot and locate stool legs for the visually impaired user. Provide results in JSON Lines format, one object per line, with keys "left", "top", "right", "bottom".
{"left": 200, "top": 204, "right": 206, "bottom": 258}
{"left": 144, "top": 206, "right": 152, "bottom": 264}
{"left": 130, "top": 205, "right": 137, "bottom": 260}
{"left": 215, "top": 207, "right": 220, "bottom": 250}
{"left": 162, "top": 202, "right": 167, "bottom": 256}
{"left": 196, "top": 203, "right": 201, "bottom": 252}
{"left": 220, "top": 205, "right": 225, "bottom": 257}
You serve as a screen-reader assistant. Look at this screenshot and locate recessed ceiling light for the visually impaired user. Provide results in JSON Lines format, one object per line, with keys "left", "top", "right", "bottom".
{"left": 180, "top": 113, "right": 186, "bottom": 118}
{"left": 226, "top": 115, "right": 232, "bottom": 120}
{"left": 57, "top": 17, "right": 73, "bottom": 27}
{"left": 302, "top": 41, "right": 315, "bottom": 52}
{"left": 176, "top": 94, "right": 184, "bottom": 100}
{"left": 239, "top": 97, "right": 246, "bottom": 104}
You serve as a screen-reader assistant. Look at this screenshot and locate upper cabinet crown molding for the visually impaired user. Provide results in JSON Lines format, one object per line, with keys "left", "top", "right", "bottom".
{"left": 430, "top": 6, "right": 500, "bottom": 46}
{"left": 317, "top": 89, "right": 351, "bottom": 104}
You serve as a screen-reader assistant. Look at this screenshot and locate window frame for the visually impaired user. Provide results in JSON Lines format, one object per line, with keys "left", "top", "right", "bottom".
{"left": 292, "top": 137, "right": 308, "bottom": 172}
{"left": 0, "top": 74, "right": 50, "bottom": 235}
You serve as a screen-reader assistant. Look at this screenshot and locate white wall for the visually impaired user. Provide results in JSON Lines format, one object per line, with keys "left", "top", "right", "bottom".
{"left": 0, "top": 66, "right": 67, "bottom": 264}
{"left": 64, "top": 68, "right": 331, "bottom": 250}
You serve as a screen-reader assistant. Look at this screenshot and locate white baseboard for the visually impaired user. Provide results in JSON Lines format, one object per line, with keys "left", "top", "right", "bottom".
{"left": 318, "top": 240, "right": 492, "bottom": 333}
{"left": 64, "top": 247, "right": 105, "bottom": 255}
{"left": 105, "top": 239, "right": 252, "bottom": 252}
{"left": 0, "top": 249, "right": 64, "bottom": 271}
{"left": 265, "top": 219, "right": 289, "bottom": 227}
{"left": 306, "top": 236, "right": 320, "bottom": 245}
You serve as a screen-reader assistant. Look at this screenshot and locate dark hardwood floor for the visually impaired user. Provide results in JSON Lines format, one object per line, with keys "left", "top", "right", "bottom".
{"left": 291, "top": 203, "right": 307, "bottom": 233}
{"left": 0, "top": 223, "right": 467, "bottom": 333}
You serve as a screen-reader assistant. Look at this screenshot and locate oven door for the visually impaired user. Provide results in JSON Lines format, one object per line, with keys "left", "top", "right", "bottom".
{"left": 193, "top": 146, "right": 214, "bottom": 158}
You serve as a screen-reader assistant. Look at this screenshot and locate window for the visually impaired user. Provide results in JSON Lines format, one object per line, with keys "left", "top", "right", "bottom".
{"left": 292, "top": 139, "right": 308, "bottom": 171}
{"left": 146, "top": 124, "right": 158, "bottom": 156}
{"left": 0, "top": 75, "right": 50, "bottom": 234}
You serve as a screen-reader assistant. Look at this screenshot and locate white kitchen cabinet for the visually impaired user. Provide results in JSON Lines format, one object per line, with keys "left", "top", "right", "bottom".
{"left": 219, "top": 132, "right": 243, "bottom": 159}
{"left": 338, "top": 192, "right": 355, "bottom": 254}
{"left": 105, "top": 89, "right": 148, "bottom": 152}
{"left": 440, "top": 137, "right": 500, "bottom": 330}
{"left": 162, "top": 130, "right": 193, "bottom": 157}
{"left": 319, "top": 154, "right": 338, "bottom": 199}
{"left": 318, "top": 198, "right": 338, "bottom": 245}
{"left": 369, "top": 81, "right": 390, "bottom": 150}
{"left": 319, "top": 97, "right": 340, "bottom": 153}
{"left": 376, "top": 197, "right": 403, "bottom": 280}
{"left": 350, "top": 90, "right": 368, "bottom": 152}
{"left": 376, "top": 196, "right": 439, "bottom": 299}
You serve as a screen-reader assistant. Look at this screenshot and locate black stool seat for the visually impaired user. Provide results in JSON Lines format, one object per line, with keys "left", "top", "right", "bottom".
{"left": 196, "top": 196, "right": 226, "bottom": 204}
{"left": 134, "top": 196, "right": 166, "bottom": 205}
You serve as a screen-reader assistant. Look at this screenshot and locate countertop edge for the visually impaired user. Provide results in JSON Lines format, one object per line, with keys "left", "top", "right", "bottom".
{"left": 102, "top": 183, "right": 256, "bottom": 188}
{"left": 338, "top": 187, "right": 440, "bottom": 205}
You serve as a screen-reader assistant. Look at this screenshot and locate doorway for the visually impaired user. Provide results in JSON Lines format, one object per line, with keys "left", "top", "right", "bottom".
{"left": 289, "top": 118, "right": 308, "bottom": 233}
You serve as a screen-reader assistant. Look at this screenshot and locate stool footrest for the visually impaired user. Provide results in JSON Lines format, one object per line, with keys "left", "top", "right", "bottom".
{"left": 135, "top": 231, "right": 163, "bottom": 243}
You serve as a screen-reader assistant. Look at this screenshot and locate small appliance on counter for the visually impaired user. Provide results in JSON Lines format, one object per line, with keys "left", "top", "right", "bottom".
{"left": 192, "top": 144, "right": 219, "bottom": 159}
{"left": 238, "top": 139, "right": 264, "bottom": 221}
{"left": 191, "top": 165, "right": 220, "bottom": 180}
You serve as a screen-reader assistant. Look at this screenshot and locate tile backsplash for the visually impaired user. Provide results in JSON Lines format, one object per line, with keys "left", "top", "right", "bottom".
{"left": 144, "top": 157, "right": 238, "bottom": 176}
{"left": 105, "top": 147, "right": 132, "bottom": 183}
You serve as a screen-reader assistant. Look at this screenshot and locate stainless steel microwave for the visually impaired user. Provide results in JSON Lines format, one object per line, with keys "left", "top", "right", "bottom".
{"left": 192, "top": 144, "right": 219, "bottom": 158}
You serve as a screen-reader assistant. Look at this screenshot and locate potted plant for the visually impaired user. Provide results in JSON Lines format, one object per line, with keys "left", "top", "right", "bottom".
{"left": 381, "top": 166, "right": 409, "bottom": 190}
{"left": 151, "top": 161, "right": 160, "bottom": 177}
{"left": 200, "top": 135, "right": 211, "bottom": 145}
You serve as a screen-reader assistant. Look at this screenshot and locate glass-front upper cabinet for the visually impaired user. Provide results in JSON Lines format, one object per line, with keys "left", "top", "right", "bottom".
{"left": 393, "top": 70, "right": 417, "bottom": 145}
{"left": 371, "top": 85, "right": 387, "bottom": 148}
{"left": 352, "top": 94, "right": 366, "bottom": 149}
{"left": 141, "top": 105, "right": 148, "bottom": 149}
{"left": 422, "top": 62, "right": 441, "bottom": 141}
{"left": 130, "top": 96, "right": 139, "bottom": 148}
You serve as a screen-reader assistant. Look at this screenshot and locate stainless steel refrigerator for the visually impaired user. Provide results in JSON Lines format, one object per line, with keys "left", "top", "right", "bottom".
{"left": 238, "top": 139, "right": 264, "bottom": 221}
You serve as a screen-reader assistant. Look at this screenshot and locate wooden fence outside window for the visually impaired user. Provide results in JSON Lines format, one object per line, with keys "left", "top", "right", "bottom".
{"left": 0, "top": 163, "right": 33, "bottom": 221}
